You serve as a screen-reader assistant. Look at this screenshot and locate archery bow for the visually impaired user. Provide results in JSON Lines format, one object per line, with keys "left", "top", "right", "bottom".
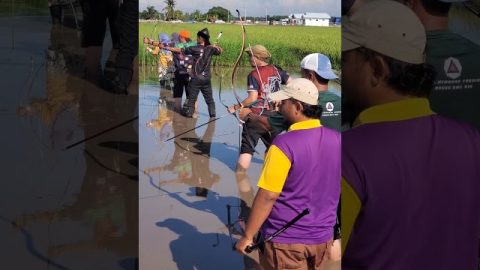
{"left": 227, "top": 9, "right": 259, "bottom": 154}
{"left": 243, "top": 208, "right": 310, "bottom": 253}
{"left": 231, "top": 9, "right": 247, "bottom": 116}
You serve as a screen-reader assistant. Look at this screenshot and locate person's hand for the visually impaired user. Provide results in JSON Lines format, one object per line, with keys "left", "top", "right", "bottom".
{"left": 235, "top": 236, "right": 254, "bottom": 255}
{"left": 212, "top": 44, "right": 223, "bottom": 53}
{"left": 239, "top": 108, "right": 252, "bottom": 121}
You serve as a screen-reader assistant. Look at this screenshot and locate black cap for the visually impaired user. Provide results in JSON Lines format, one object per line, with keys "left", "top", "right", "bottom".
{"left": 197, "top": 28, "right": 210, "bottom": 41}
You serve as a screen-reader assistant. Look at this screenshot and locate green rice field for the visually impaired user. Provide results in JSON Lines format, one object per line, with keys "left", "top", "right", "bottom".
{"left": 139, "top": 22, "right": 340, "bottom": 70}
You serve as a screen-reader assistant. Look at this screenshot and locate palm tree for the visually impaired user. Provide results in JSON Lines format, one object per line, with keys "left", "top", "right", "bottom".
{"left": 163, "top": 0, "right": 176, "bottom": 21}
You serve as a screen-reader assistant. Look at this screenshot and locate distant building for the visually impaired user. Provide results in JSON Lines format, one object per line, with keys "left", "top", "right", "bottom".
{"left": 288, "top": 12, "right": 331, "bottom": 27}
{"left": 289, "top": 13, "right": 305, "bottom": 25}
{"left": 303, "top": 13, "right": 330, "bottom": 26}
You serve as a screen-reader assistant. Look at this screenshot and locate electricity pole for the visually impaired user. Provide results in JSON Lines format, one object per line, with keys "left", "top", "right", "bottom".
{"left": 266, "top": 7, "right": 268, "bottom": 25}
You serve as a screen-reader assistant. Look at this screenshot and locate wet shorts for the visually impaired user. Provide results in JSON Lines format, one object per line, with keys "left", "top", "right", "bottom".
{"left": 240, "top": 116, "right": 279, "bottom": 155}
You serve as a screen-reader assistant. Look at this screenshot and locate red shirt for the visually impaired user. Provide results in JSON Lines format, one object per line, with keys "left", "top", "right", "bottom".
{"left": 247, "top": 65, "right": 289, "bottom": 114}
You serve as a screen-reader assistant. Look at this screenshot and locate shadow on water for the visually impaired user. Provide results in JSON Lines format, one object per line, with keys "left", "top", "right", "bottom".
{"left": 156, "top": 218, "right": 258, "bottom": 270}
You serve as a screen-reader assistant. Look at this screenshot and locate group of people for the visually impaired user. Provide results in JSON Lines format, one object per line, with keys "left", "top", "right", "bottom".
{"left": 231, "top": 55, "right": 342, "bottom": 270}
{"left": 144, "top": 25, "right": 345, "bottom": 269}
{"left": 144, "top": 28, "right": 222, "bottom": 118}
{"left": 231, "top": 0, "right": 480, "bottom": 268}
{"left": 150, "top": 2, "right": 480, "bottom": 267}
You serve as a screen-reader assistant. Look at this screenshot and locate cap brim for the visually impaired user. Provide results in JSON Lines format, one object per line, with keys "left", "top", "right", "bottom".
{"left": 342, "top": 17, "right": 362, "bottom": 52}
{"left": 268, "top": 90, "right": 291, "bottom": 102}
{"left": 342, "top": 35, "right": 361, "bottom": 52}
{"left": 317, "top": 70, "right": 338, "bottom": 80}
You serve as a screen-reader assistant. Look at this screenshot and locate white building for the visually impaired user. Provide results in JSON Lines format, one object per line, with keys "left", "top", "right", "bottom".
{"left": 289, "top": 12, "right": 331, "bottom": 27}
{"left": 304, "top": 13, "right": 330, "bottom": 26}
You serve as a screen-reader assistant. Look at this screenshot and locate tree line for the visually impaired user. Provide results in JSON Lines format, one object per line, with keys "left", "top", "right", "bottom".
{"left": 140, "top": 2, "right": 289, "bottom": 22}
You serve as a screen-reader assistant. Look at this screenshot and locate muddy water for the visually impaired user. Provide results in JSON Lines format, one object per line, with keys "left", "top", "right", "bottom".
{"left": 139, "top": 67, "right": 341, "bottom": 269}
{"left": 2, "top": 15, "right": 138, "bottom": 270}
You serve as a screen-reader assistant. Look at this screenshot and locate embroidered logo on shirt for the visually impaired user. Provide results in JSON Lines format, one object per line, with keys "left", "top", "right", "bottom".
{"left": 444, "top": 57, "right": 462, "bottom": 79}
{"left": 326, "top": 102, "right": 334, "bottom": 112}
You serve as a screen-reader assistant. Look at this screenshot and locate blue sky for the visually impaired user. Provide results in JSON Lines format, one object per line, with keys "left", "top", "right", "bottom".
{"left": 139, "top": 0, "right": 340, "bottom": 17}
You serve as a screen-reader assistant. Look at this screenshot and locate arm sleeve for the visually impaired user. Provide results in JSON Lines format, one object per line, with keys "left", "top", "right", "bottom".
{"left": 341, "top": 177, "right": 362, "bottom": 253}
{"left": 257, "top": 145, "right": 291, "bottom": 193}
{"left": 212, "top": 46, "right": 221, "bottom": 55}
{"left": 247, "top": 73, "right": 259, "bottom": 92}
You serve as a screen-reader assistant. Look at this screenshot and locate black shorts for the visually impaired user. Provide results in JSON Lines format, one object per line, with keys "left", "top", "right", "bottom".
{"left": 173, "top": 73, "right": 190, "bottom": 98}
{"left": 240, "top": 112, "right": 280, "bottom": 155}
{"left": 80, "top": 0, "right": 120, "bottom": 48}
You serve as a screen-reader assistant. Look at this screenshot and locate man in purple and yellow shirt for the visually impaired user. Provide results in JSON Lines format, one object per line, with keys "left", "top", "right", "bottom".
{"left": 235, "top": 78, "right": 341, "bottom": 270}
{"left": 342, "top": 1, "right": 480, "bottom": 269}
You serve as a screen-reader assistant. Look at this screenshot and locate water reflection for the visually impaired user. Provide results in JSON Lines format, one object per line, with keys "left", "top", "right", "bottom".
{"left": 6, "top": 10, "right": 137, "bottom": 270}
{"left": 145, "top": 113, "right": 220, "bottom": 194}
{"left": 140, "top": 78, "right": 265, "bottom": 269}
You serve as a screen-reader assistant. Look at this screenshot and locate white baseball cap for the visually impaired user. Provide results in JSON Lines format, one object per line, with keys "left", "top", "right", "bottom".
{"left": 301, "top": 53, "right": 338, "bottom": 80}
{"left": 342, "top": 0, "right": 426, "bottom": 64}
{"left": 268, "top": 78, "right": 319, "bottom": 105}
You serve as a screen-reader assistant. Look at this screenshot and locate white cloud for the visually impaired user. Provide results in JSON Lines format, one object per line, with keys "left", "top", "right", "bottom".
{"left": 139, "top": 0, "right": 340, "bottom": 17}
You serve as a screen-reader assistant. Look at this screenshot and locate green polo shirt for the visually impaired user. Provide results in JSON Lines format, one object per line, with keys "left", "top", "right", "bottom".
{"left": 268, "top": 89, "right": 341, "bottom": 132}
{"left": 426, "top": 30, "right": 480, "bottom": 130}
